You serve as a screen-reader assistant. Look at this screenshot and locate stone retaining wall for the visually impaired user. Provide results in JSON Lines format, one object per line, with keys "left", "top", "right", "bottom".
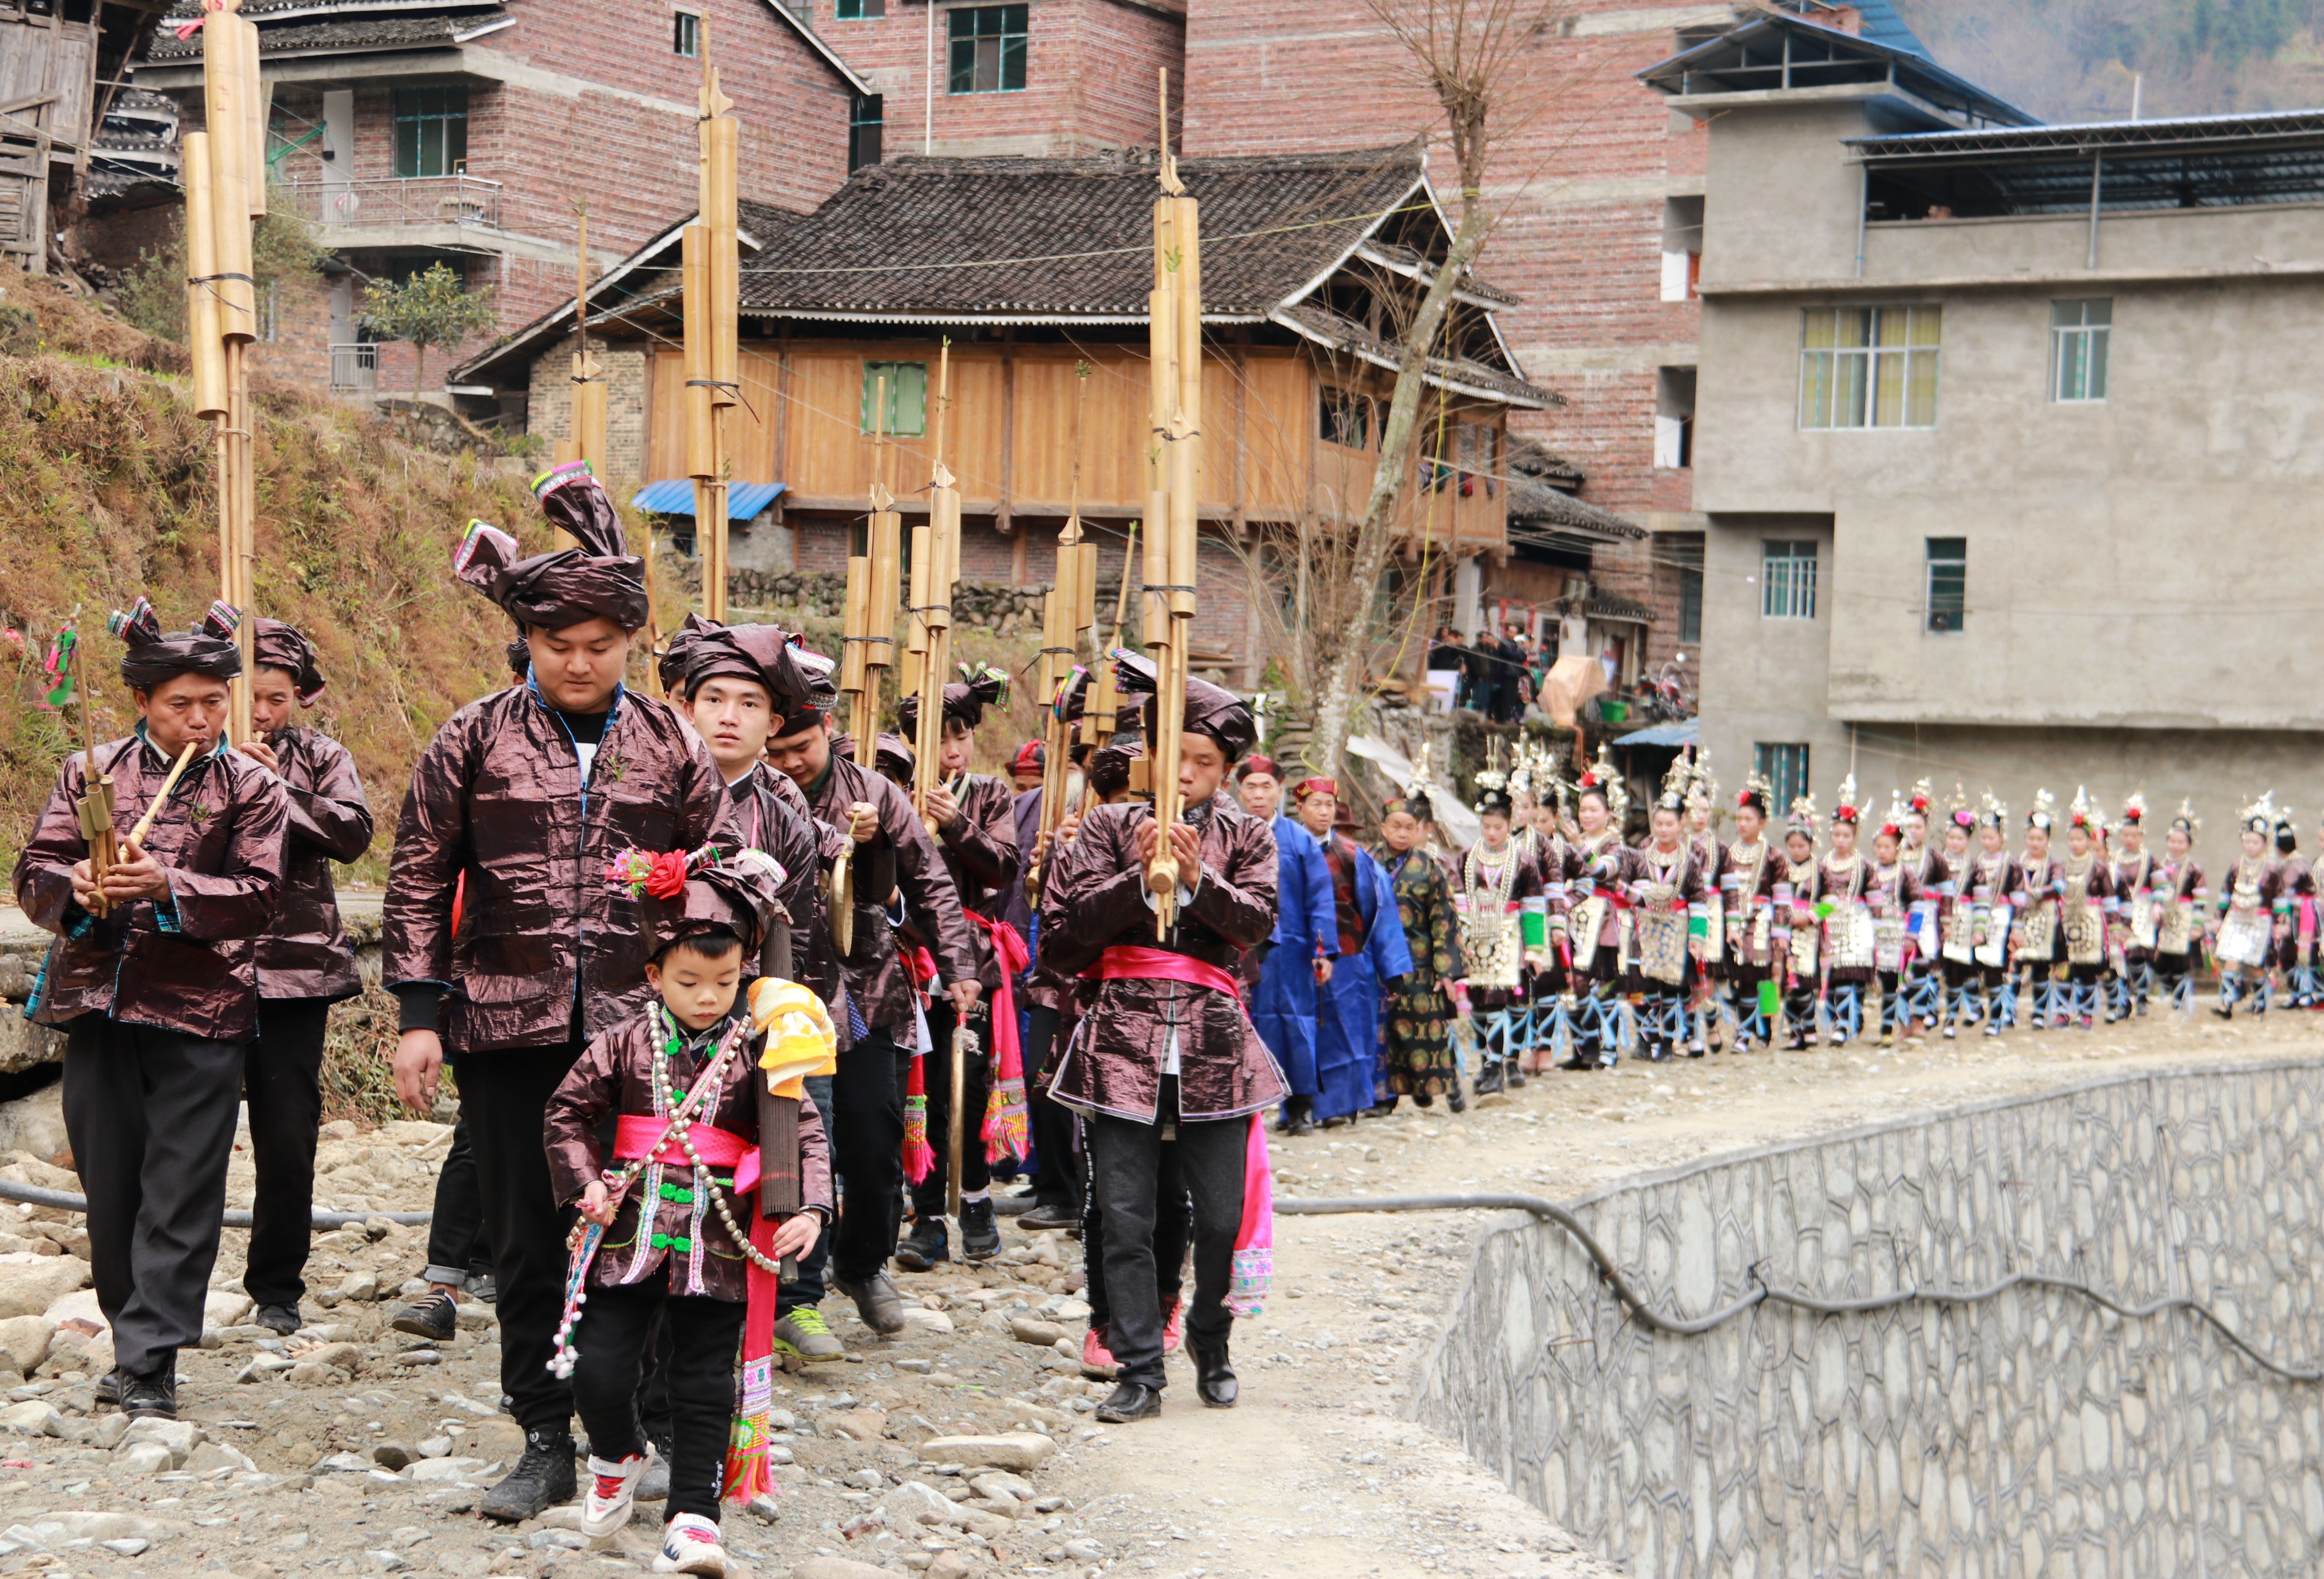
{"left": 1416, "top": 1059, "right": 2324, "bottom": 1577}
{"left": 0, "top": 898, "right": 383, "bottom": 1074}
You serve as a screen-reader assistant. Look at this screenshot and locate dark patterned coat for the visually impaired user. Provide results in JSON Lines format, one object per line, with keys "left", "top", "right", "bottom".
{"left": 1379, "top": 846, "right": 1464, "bottom": 1098}
{"left": 382, "top": 683, "right": 741, "bottom": 1052}
{"left": 545, "top": 1007, "right": 833, "bottom": 1303}
{"left": 254, "top": 726, "right": 373, "bottom": 1003}
{"left": 1038, "top": 792, "right": 1283, "bottom": 1123}
{"left": 13, "top": 733, "right": 291, "bottom": 1041}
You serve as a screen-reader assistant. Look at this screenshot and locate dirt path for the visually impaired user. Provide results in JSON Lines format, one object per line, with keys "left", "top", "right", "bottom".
{"left": 0, "top": 1006, "right": 2314, "bottom": 1579}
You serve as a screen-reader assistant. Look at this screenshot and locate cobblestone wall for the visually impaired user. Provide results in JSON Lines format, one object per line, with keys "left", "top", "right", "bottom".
{"left": 1416, "top": 1060, "right": 2324, "bottom": 1577}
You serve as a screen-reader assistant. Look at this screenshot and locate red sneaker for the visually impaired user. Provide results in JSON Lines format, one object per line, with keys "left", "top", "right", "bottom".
{"left": 1082, "top": 1326, "right": 1120, "bottom": 1377}
{"left": 1160, "top": 1296, "right": 1184, "bottom": 1354}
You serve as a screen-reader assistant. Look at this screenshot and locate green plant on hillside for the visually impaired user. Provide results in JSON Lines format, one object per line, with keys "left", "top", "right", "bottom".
{"left": 359, "top": 262, "right": 497, "bottom": 405}
{"left": 113, "top": 182, "right": 330, "bottom": 345}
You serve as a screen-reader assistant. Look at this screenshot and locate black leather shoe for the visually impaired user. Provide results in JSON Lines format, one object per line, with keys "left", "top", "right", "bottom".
{"left": 1474, "top": 1063, "right": 1506, "bottom": 1094}
{"left": 832, "top": 1271, "right": 907, "bottom": 1334}
{"left": 1017, "top": 1202, "right": 1078, "bottom": 1233}
{"left": 252, "top": 1303, "right": 303, "bottom": 1337}
{"left": 390, "top": 1288, "right": 459, "bottom": 1342}
{"left": 1274, "top": 1097, "right": 1315, "bottom": 1136}
{"left": 1191, "top": 1344, "right": 1238, "bottom": 1408}
{"left": 960, "top": 1198, "right": 1002, "bottom": 1263}
{"left": 479, "top": 1428, "right": 578, "bottom": 1523}
{"left": 92, "top": 1368, "right": 126, "bottom": 1408}
{"left": 894, "top": 1218, "right": 949, "bottom": 1272}
{"left": 635, "top": 1433, "right": 674, "bottom": 1502}
{"left": 1094, "top": 1382, "right": 1162, "bottom": 1423}
{"left": 1446, "top": 1087, "right": 1467, "bottom": 1114}
{"left": 120, "top": 1366, "right": 177, "bottom": 1420}
{"left": 1506, "top": 1065, "right": 1528, "bottom": 1089}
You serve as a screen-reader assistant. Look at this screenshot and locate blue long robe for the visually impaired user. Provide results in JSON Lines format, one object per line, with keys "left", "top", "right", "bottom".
{"left": 1314, "top": 842, "right": 1413, "bottom": 1122}
{"left": 1250, "top": 813, "right": 1337, "bottom": 1098}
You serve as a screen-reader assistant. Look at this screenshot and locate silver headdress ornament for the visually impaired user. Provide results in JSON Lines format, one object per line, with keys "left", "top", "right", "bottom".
{"left": 1978, "top": 788, "right": 2008, "bottom": 830}
{"left": 1786, "top": 791, "right": 1820, "bottom": 840}
{"left": 2241, "top": 790, "right": 2276, "bottom": 834}
{"left": 1831, "top": 772, "right": 1861, "bottom": 826}
{"left": 2026, "top": 787, "right": 2056, "bottom": 833}
{"left": 2121, "top": 790, "right": 2148, "bottom": 825}
{"left": 2171, "top": 797, "right": 2200, "bottom": 836}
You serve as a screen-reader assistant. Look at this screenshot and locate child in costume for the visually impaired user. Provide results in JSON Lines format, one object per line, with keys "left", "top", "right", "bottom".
{"left": 544, "top": 855, "right": 835, "bottom": 1576}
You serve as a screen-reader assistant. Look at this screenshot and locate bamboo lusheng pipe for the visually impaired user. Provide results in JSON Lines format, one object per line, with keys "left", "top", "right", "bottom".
{"left": 71, "top": 634, "right": 117, "bottom": 918}
{"left": 1142, "top": 72, "right": 1202, "bottom": 928}
{"left": 125, "top": 739, "right": 202, "bottom": 850}
{"left": 912, "top": 344, "right": 961, "bottom": 838}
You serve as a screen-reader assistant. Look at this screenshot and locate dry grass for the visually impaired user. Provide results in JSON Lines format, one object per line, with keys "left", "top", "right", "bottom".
{"left": 0, "top": 264, "right": 630, "bottom": 880}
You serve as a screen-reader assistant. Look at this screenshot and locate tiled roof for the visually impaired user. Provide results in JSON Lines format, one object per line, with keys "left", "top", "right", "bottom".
{"left": 1273, "top": 300, "right": 1556, "bottom": 409}
{"left": 145, "top": 6, "right": 507, "bottom": 61}
{"left": 1504, "top": 438, "right": 1641, "bottom": 540}
{"left": 733, "top": 148, "right": 1433, "bottom": 320}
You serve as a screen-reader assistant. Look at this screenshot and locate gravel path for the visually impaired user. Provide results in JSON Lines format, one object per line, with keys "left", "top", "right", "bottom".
{"left": 0, "top": 1005, "right": 2313, "bottom": 1578}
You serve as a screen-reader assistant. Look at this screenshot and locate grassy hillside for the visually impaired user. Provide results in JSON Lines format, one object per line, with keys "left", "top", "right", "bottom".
{"left": 0, "top": 265, "right": 584, "bottom": 877}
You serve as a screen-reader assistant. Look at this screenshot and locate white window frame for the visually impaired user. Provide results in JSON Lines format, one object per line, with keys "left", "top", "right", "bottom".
{"left": 2051, "top": 299, "right": 2110, "bottom": 402}
{"left": 1761, "top": 540, "right": 1819, "bottom": 621}
{"left": 1799, "top": 304, "right": 1941, "bottom": 430}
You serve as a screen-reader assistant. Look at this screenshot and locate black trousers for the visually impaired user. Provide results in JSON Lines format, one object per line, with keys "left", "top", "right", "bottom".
{"left": 1023, "top": 1006, "right": 1081, "bottom": 1213}
{"left": 61, "top": 1017, "right": 243, "bottom": 1378}
{"left": 1083, "top": 1139, "right": 1189, "bottom": 1333}
{"left": 420, "top": 1114, "right": 493, "bottom": 1290}
{"left": 451, "top": 1042, "right": 585, "bottom": 1434}
{"left": 829, "top": 1030, "right": 911, "bottom": 1284}
{"left": 1084, "top": 1079, "right": 1245, "bottom": 1391}
{"left": 911, "top": 1001, "right": 991, "bottom": 1217}
{"left": 569, "top": 1280, "right": 745, "bottom": 1525}
{"left": 242, "top": 997, "right": 332, "bottom": 1308}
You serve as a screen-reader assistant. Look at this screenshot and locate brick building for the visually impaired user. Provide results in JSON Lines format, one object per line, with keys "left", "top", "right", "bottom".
{"left": 795, "top": 0, "right": 1183, "bottom": 161}
{"left": 454, "top": 145, "right": 1556, "bottom": 686}
{"left": 1168, "top": 0, "right": 1935, "bottom": 698}
{"left": 118, "top": 0, "right": 866, "bottom": 403}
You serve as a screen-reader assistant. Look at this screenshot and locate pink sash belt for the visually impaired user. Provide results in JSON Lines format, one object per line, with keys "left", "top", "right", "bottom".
{"left": 613, "top": 1114, "right": 761, "bottom": 1197}
{"left": 1087, "top": 944, "right": 1242, "bottom": 1001}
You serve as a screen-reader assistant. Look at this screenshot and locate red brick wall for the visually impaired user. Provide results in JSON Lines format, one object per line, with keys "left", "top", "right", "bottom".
{"left": 1178, "top": 0, "right": 1705, "bottom": 516}
{"left": 810, "top": 0, "right": 1183, "bottom": 155}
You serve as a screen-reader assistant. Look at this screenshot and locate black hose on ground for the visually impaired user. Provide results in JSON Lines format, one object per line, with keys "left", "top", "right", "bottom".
{"left": 1277, "top": 1192, "right": 2324, "bottom": 1383}
{"left": 0, "top": 1175, "right": 430, "bottom": 1229}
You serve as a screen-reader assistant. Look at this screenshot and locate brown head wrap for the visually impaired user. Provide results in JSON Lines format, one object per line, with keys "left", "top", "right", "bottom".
{"left": 111, "top": 596, "right": 243, "bottom": 690}
{"left": 252, "top": 618, "right": 326, "bottom": 706}
{"left": 455, "top": 463, "right": 649, "bottom": 632}
{"left": 1108, "top": 649, "right": 1258, "bottom": 763}
{"left": 767, "top": 647, "right": 840, "bottom": 739}
{"left": 874, "top": 731, "right": 916, "bottom": 783}
{"left": 659, "top": 613, "right": 813, "bottom": 708}
{"left": 897, "top": 663, "right": 1009, "bottom": 736}
{"left": 1087, "top": 739, "right": 1144, "bottom": 798}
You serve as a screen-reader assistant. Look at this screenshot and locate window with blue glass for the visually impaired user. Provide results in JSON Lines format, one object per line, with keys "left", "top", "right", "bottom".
{"left": 949, "top": 5, "right": 1027, "bottom": 94}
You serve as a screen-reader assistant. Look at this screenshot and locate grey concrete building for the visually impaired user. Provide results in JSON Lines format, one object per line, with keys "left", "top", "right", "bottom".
{"left": 1643, "top": 16, "right": 2324, "bottom": 871}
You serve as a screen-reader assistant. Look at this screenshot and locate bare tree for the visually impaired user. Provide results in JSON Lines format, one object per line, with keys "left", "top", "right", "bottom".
{"left": 1288, "top": 0, "right": 1587, "bottom": 773}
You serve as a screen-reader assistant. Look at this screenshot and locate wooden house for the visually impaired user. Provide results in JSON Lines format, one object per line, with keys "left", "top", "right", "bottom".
{"left": 454, "top": 144, "right": 1559, "bottom": 677}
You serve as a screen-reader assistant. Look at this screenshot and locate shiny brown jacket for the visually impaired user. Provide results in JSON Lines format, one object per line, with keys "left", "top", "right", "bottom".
{"left": 12, "top": 734, "right": 292, "bottom": 1041}
{"left": 382, "top": 685, "right": 740, "bottom": 1052}
{"left": 1038, "top": 792, "right": 1284, "bottom": 1123}
{"left": 255, "top": 726, "right": 375, "bottom": 1002}
{"left": 925, "top": 773, "right": 1021, "bottom": 995}
{"left": 543, "top": 1009, "right": 833, "bottom": 1303}
{"left": 797, "top": 750, "right": 973, "bottom": 1041}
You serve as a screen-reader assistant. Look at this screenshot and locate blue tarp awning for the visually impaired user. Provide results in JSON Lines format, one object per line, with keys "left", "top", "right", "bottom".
{"left": 631, "top": 480, "right": 786, "bottom": 521}
{"left": 1613, "top": 719, "right": 1699, "bottom": 748}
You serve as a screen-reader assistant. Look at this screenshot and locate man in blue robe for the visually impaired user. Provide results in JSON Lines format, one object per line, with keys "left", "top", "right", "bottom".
{"left": 1242, "top": 756, "right": 1334, "bottom": 1136}
{"left": 1312, "top": 799, "right": 1412, "bottom": 1123}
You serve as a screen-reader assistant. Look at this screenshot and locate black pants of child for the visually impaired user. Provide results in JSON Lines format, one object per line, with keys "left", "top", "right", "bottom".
{"left": 912, "top": 1000, "right": 992, "bottom": 1219}
{"left": 569, "top": 1280, "right": 746, "bottom": 1525}
{"left": 1083, "top": 1137, "right": 1190, "bottom": 1337}
{"left": 243, "top": 996, "right": 331, "bottom": 1309}
{"left": 828, "top": 1031, "right": 912, "bottom": 1284}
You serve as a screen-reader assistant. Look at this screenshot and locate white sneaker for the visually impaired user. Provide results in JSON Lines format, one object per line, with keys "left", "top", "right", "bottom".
{"left": 653, "top": 1512, "right": 726, "bottom": 1576}
{"left": 581, "top": 1449, "right": 653, "bottom": 1537}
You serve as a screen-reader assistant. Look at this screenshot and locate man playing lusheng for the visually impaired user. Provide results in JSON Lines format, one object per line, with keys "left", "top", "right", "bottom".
{"left": 383, "top": 463, "right": 741, "bottom": 1520}
{"left": 1038, "top": 661, "right": 1280, "bottom": 1423}
{"left": 236, "top": 618, "right": 374, "bottom": 1336}
{"left": 11, "top": 599, "right": 291, "bottom": 1420}
{"left": 764, "top": 663, "right": 977, "bottom": 1338}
